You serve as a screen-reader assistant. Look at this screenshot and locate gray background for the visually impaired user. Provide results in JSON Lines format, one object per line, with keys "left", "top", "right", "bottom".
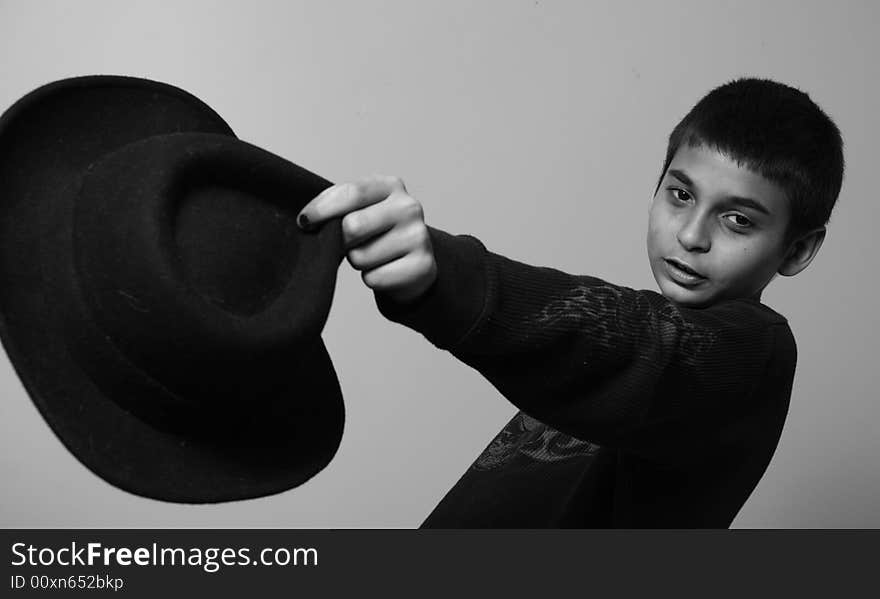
{"left": 1, "top": 0, "right": 877, "bottom": 528}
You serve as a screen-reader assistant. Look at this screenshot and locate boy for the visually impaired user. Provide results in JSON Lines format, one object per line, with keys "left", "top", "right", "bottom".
{"left": 296, "top": 78, "right": 844, "bottom": 527}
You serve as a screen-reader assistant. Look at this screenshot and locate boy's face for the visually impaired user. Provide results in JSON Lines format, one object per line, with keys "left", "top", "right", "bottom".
{"left": 647, "top": 144, "right": 792, "bottom": 308}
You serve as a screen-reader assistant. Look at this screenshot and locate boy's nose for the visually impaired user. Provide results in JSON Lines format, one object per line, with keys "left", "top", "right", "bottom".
{"left": 677, "top": 213, "right": 711, "bottom": 252}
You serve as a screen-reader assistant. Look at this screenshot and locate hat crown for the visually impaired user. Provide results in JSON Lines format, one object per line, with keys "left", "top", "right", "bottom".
{"left": 71, "top": 132, "right": 341, "bottom": 404}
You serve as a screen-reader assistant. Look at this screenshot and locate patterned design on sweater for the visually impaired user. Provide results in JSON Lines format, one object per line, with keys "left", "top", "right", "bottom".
{"left": 473, "top": 411, "right": 600, "bottom": 472}
{"left": 535, "top": 282, "right": 718, "bottom": 368}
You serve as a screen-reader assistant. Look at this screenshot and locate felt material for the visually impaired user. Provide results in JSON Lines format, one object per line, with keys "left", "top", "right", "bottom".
{"left": 0, "top": 76, "right": 346, "bottom": 503}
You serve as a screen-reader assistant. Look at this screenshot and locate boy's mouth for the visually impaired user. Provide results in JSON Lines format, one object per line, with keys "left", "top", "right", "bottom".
{"left": 664, "top": 258, "right": 707, "bottom": 286}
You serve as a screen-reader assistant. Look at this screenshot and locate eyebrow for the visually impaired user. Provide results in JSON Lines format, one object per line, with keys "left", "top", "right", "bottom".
{"left": 667, "top": 168, "right": 772, "bottom": 216}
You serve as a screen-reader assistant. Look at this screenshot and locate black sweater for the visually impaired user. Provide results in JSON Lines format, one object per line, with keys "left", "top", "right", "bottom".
{"left": 375, "top": 227, "right": 796, "bottom": 528}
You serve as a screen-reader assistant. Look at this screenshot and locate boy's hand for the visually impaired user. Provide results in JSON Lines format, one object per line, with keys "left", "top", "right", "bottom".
{"left": 297, "top": 175, "right": 437, "bottom": 304}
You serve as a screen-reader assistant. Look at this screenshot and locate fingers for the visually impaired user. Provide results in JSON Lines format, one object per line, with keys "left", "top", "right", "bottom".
{"left": 346, "top": 220, "right": 430, "bottom": 271}
{"left": 298, "top": 174, "right": 407, "bottom": 229}
{"left": 295, "top": 173, "right": 435, "bottom": 302}
{"left": 340, "top": 191, "right": 424, "bottom": 249}
{"left": 360, "top": 251, "right": 437, "bottom": 303}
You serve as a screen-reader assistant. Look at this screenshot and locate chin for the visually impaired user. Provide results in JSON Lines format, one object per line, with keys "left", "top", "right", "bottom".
{"left": 657, "top": 280, "right": 713, "bottom": 308}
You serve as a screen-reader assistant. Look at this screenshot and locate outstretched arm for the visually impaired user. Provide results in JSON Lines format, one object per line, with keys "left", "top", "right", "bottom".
{"left": 375, "top": 227, "right": 794, "bottom": 466}
{"left": 299, "top": 178, "right": 793, "bottom": 466}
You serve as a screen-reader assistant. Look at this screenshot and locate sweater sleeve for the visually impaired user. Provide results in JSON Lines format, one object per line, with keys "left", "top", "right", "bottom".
{"left": 375, "top": 226, "right": 793, "bottom": 465}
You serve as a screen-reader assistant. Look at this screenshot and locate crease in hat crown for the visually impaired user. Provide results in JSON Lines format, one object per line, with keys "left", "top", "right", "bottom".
{"left": 71, "top": 132, "right": 336, "bottom": 403}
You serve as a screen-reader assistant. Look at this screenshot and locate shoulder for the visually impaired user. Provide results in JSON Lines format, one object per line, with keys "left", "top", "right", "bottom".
{"left": 633, "top": 290, "right": 790, "bottom": 335}
{"left": 626, "top": 292, "right": 796, "bottom": 374}
{"left": 697, "top": 297, "right": 789, "bottom": 327}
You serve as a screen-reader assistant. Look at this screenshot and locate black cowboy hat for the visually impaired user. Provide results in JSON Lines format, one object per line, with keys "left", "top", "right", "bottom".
{"left": 0, "top": 75, "right": 346, "bottom": 503}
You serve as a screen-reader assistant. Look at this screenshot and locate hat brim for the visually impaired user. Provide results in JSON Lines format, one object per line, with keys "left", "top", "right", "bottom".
{"left": 0, "top": 76, "right": 344, "bottom": 502}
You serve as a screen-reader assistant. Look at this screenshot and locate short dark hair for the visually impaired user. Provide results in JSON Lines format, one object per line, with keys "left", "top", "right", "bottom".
{"left": 655, "top": 78, "right": 844, "bottom": 244}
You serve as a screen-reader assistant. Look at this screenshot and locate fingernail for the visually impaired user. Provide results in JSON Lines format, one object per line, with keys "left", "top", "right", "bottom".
{"left": 297, "top": 212, "right": 310, "bottom": 230}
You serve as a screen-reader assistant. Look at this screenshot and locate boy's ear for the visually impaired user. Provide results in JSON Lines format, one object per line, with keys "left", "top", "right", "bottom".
{"left": 778, "top": 226, "right": 826, "bottom": 277}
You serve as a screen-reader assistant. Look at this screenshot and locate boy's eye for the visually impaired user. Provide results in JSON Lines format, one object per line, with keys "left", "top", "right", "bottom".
{"left": 669, "top": 188, "right": 692, "bottom": 203}
{"left": 724, "top": 213, "right": 753, "bottom": 228}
